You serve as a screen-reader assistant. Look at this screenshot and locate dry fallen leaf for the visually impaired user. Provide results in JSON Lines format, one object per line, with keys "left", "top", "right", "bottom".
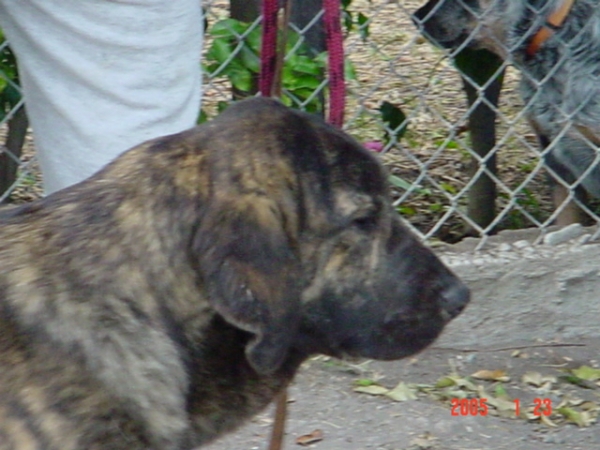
{"left": 522, "top": 371, "right": 557, "bottom": 387}
{"left": 385, "top": 381, "right": 418, "bottom": 402}
{"left": 409, "top": 433, "right": 437, "bottom": 450}
{"left": 353, "top": 385, "right": 389, "bottom": 396}
{"left": 579, "top": 401, "right": 600, "bottom": 412}
{"left": 471, "top": 369, "right": 510, "bottom": 382}
{"left": 434, "top": 389, "right": 468, "bottom": 401}
{"left": 485, "top": 395, "right": 517, "bottom": 418}
{"left": 435, "top": 375, "right": 479, "bottom": 391}
{"left": 523, "top": 371, "right": 543, "bottom": 386}
{"left": 296, "top": 429, "right": 324, "bottom": 446}
{"left": 540, "top": 414, "right": 559, "bottom": 427}
{"left": 434, "top": 376, "right": 456, "bottom": 389}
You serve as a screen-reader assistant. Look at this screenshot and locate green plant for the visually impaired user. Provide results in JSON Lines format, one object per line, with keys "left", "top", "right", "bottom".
{"left": 379, "top": 101, "right": 407, "bottom": 144}
{"left": 388, "top": 174, "right": 413, "bottom": 191}
{"left": 498, "top": 188, "right": 544, "bottom": 229}
{"left": 204, "top": 18, "right": 333, "bottom": 114}
{"left": 396, "top": 204, "right": 417, "bottom": 216}
{"left": 0, "top": 31, "right": 21, "bottom": 121}
{"left": 341, "top": 0, "right": 371, "bottom": 41}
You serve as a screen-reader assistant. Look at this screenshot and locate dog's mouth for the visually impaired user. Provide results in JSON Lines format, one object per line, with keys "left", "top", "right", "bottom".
{"left": 336, "top": 313, "right": 446, "bottom": 361}
{"left": 294, "top": 275, "right": 469, "bottom": 361}
{"left": 438, "top": 278, "right": 470, "bottom": 322}
{"left": 294, "top": 301, "right": 449, "bottom": 362}
{"left": 295, "top": 321, "right": 444, "bottom": 361}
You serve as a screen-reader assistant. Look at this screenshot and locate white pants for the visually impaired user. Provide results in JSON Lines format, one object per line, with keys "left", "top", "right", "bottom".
{"left": 0, "top": 0, "right": 203, "bottom": 194}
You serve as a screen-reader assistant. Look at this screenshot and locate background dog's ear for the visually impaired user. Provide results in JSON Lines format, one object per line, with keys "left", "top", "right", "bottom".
{"left": 194, "top": 195, "right": 302, "bottom": 375}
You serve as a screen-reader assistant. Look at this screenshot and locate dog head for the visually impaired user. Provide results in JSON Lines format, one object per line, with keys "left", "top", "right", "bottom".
{"left": 79, "top": 98, "right": 469, "bottom": 376}
{"left": 174, "top": 98, "right": 470, "bottom": 373}
{"left": 413, "top": 0, "right": 521, "bottom": 58}
{"left": 413, "top": 0, "right": 482, "bottom": 49}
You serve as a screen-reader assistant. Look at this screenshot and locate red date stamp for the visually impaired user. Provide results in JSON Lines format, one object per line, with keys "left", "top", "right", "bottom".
{"left": 450, "top": 398, "right": 489, "bottom": 416}
{"left": 515, "top": 398, "right": 552, "bottom": 417}
{"left": 450, "top": 398, "right": 552, "bottom": 417}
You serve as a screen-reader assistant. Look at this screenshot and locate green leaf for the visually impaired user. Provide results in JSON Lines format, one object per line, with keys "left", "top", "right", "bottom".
{"left": 280, "top": 96, "right": 293, "bottom": 107}
{"left": 429, "top": 203, "right": 443, "bottom": 213}
{"left": 379, "top": 101, "right": 408, "bottom": 142}
{"left": 388, "top": 174, "right": 413, "bottom": 191}
{"left": 0, "top": 83, "right": 21, "bottom": 110}
{"left": 343, "top": 11, "right": 354, "bottom": 33}
{"left": 239, "top": 46, "right": 260, "bottom": 74}
{"left": 443, "top": 140, "right": 460, "bottom": 149}
{"left": 217, "top": 101, "right": 230, "bottom": 113}
{"left": 440, "top": 182, "right": 458, "bottom": 194}
{"left": 557, "top": 407, "right": 595, "bottom": 427}
{"left": 355, "top": 378, "right": 376, "bottom": 387}
{"left": 357, "top": 12, "right": 370, "bottom": 41}
{"left": 244, "top": 28, "right": 262, "bottom": 52}
{"left": 287, "top": 55, "right": 323, "bottom": 76}
{"left": 285, "top": 31, "right": 302, "bottom": 50}
{"left": 197, "top": 109, "right": 209, "bottom": 124}
{"left": 396, "top": 205, "right": 417, "bottom": 216}
{"left": 558, "top": 375, "right": 592, "bottom": 388}
{"left": 345, "top": 60, "right": 357, "bottom": 81}
{"left": 223, "top": 64, "right": 253, "bottom": 92}
{"left": 435, "top": 376, "right": 457, "bottom": 389}
{"left": 571, "top": 365, "right": 600, "bottom": 381}
{"left": 210, "top": 19, "right": 249, "bottom": 37}
{"left": 284, "top": 73, "right": 322, "bottom": 90}
{"left": 494, "top": 384, "right": 508, "bottom": 398}
{"left": 206, "top": 39, "right": 234, "bottom": 65}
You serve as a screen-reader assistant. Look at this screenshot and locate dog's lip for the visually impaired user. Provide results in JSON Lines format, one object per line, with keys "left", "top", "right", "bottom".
{"left": 439, "top": 281, "right": 470, "bottom": 322}
{"left": 331, "top": 327, "right": 442, "bottom": 361}
{"left": 294, "top": 310, "right": 446, "bottom": 361}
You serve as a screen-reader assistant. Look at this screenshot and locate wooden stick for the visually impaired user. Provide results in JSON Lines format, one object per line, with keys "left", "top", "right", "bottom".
{"left": 268, "top": 389, "right": 288, "bottom": 450}
{"left": 433, "top": 342, "right": 585, "bottom": 353}
{"left": 272, "top": 0, "right": 293, "bottom": 98}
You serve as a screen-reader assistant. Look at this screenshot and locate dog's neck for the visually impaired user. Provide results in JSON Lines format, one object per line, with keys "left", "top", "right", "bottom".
{"left": 526, "top": 0, "right": 575, "bottom": 56}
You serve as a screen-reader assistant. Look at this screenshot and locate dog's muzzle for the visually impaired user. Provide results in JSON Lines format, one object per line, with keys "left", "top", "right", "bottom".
{"left": 439, "top": 279, "right": 470, "bottom": 322}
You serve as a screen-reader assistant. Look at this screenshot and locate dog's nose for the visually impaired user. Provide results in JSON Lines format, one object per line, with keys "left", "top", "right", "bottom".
{"left": 439, "top": 280, "right": 470, "bottom": 322}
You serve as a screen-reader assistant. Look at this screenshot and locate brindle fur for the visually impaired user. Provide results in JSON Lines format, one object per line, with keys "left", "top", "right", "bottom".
{"left": 414, "top": 0, "right": 600, "bottom": 225}
{"left": 0, "top": 98, "right": 469, "bottom": 449}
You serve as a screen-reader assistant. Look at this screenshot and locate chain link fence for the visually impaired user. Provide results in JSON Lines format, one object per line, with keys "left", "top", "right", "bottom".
{"left": 1, "top": 0, "right": 598, "bottom": 245}
{"left": 0, "top": 36, "right": 38, "bottom": 203}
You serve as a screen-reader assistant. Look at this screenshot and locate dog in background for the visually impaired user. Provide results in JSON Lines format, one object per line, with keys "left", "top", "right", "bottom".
{"left": 0, "top": 97, "right": 469, "bottom": 449}
{"left": 413, "top": 0, "right": 600, "bottom": 225}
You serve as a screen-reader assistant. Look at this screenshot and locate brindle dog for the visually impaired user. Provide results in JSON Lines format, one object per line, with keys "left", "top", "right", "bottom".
{"left": 0, "top": 97, "right": 469, "bottom": 449}
{"left": 414, "top": 0, "right": 600, "bottom": 225}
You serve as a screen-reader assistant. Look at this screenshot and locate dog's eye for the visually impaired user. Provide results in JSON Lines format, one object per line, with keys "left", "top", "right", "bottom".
{"left": 351, "top": 214, "right": 378, "bottom": 232}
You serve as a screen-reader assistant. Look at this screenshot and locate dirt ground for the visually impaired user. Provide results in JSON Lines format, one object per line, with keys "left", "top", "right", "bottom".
{"left": 206, "top": 227, "right": 600, "bottom": 450}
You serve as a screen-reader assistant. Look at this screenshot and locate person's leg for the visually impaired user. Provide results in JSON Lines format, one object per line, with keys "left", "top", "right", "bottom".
{"left": 0, "top": 0, "right": 203, "bottom": 194}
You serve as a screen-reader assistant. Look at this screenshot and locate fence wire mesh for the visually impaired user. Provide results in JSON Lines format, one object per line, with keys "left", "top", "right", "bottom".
{"left": 0, "top": 37, "right": 40, "bottom": 203}
{"left": 1, "top": 0, "right": 599, "bottom": 246}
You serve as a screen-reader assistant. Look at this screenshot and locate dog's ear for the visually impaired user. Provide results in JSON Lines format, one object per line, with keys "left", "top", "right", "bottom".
{"left": 194, "top": 194, "right": 302, "bottom": 375}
